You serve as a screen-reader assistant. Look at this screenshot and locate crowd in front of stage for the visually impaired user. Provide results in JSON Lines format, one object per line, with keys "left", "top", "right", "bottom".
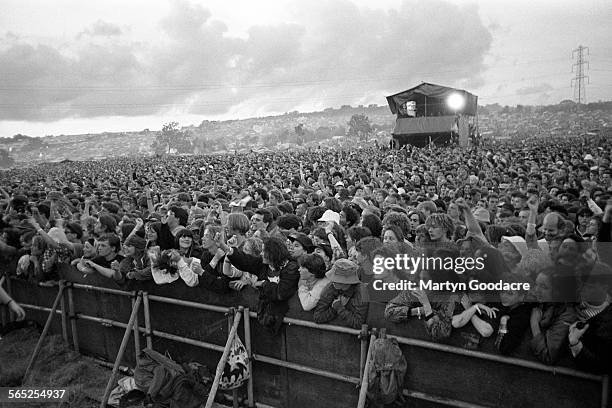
{"left": 1, "top": 135, "right": 611, "bottom": 374}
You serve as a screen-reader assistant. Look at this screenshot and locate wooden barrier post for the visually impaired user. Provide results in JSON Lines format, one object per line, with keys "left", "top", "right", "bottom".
{"left": 205, "top": 310, "right": 242, "bottom": 408}
{"left": 0, "top": 276, "right": 6, "bottom": 327}
{"left": 243, "top": 307, "right": 254, "bottom": 408}
{"left": 22, "top": 284, "right": 66, "bottom": 385}
{"left": 99, "top": 293, "right": 142, "bottom": 408}
{"left": 67, "top": 283, "right": 79, "bottom": 352}
{"left": 359, "top": 324, "right": 368, "bottom": 383}
{"left": 601, "top": 374, "right": 609, "bottom": 408}
{"left": 228, "top": 307, "right": 239, "bottom": 408}
{"left": 356, "top": 332, "right": 377, "bottom": 408}
{"left": 131, "top": 291, "right": 141, "bottom": 357}
{"left": 59, "top": 280, "right": 69, "bottom": 343}
{"left": 143, "top": 292, "right": 153, "bottom": 350}
{"left": 5, "top": 274, "right": 13, "bottom": 321}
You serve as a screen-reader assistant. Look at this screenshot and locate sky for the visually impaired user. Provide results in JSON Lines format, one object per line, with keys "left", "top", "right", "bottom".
{"left": 0, "top": 0, "right": 611, "bottom": 137}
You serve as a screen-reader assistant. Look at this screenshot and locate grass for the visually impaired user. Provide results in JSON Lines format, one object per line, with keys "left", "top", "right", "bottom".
{"left": 0, "top": 327, "right": 110, "bottom": 408}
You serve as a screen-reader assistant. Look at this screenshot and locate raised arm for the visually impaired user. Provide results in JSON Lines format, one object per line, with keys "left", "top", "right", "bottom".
{"left": 455, "top": 198, "right": 488, "bottom": 243}
{"left": 525, "top": 196, "right": 540, "bottom": 250}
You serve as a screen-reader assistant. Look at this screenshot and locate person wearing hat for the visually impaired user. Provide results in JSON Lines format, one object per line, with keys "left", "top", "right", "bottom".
{"left": 495, "top": 202, "right": 516, "bottom": 224}
{"left": 313, "top": 259, "right": 369, "bottom": 329}
{"left": 317, "top": 209, "right": 340, "bottom": 225}
{"left": 287, "top": 232, "right": 314, "bottom": 261}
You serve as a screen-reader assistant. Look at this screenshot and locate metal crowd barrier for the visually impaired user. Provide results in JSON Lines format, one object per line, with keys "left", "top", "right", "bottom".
{"left": 5, "top": 278, "right": 611, "bottom": 408}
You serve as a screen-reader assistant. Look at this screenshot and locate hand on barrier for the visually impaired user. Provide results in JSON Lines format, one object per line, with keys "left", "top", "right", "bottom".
{"left": 8, "top": 300, "right": 26, "bottom": 321}
{"left": 473, "top": 304, "right": 498, "bottom": 319}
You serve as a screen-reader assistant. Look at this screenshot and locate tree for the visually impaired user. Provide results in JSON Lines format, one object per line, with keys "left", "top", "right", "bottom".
{"left": 294, "top": 124, "right": 306, "bottom": 145}
{"left": 0, "top": 149, "right": 15, "bottom": 168}
{"left": 151, "top": 122, "right": 193, "bottom": 154}
{"left": 347, "top": 114, "right": 373, "bottom": 142}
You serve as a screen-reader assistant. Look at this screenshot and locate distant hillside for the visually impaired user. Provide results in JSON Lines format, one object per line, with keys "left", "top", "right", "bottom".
{"left": 1, "top": 100, "right": 612, "bottom": 165}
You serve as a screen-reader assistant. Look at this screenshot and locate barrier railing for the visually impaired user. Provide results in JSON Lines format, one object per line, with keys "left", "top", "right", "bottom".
{"left": 8, "top": 278, "right": 611, "bottom": 408}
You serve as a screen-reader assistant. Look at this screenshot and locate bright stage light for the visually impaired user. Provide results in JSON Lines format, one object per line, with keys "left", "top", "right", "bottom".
{"left": 447, "top": 93, "right": 465, "bottom": 111}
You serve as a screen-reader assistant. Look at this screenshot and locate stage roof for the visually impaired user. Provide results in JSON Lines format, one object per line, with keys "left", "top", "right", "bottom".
{"left": 386, "top": 82, "right": 478, "bottom": 116}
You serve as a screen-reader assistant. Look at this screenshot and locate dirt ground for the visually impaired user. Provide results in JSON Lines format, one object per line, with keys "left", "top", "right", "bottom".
{"left": 0, "top": 327, "right": 234, "bottom": 408}
{"left": 0, "top": 327, "right": 110, "bottom": 408}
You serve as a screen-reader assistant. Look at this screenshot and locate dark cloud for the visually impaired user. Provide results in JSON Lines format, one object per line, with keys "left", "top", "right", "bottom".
{"left": 0, "top": 0, "right": 493, "bottom": 122}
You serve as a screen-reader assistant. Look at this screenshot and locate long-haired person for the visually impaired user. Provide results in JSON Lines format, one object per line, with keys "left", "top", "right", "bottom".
{"left": 119, "top": 235, "right": 152, "bottom": 282}
{"left": 226, "top": 213, "right": 250, "bottom": 249}
{"left": 226, "top": 236, "right": 299, "bottom": 334}
{"left": 297, "top": 254, "right": 330, "bottom": 311}
{"left": 529, "top": 267, "right": 577, "bottom": 365}
{"left": 175, "top": 229, "right": 203, "bottom": 259}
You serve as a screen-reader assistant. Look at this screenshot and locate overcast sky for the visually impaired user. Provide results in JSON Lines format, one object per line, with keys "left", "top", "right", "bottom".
{"left": 1, "top": 0, "right": 611, "bottom": 137}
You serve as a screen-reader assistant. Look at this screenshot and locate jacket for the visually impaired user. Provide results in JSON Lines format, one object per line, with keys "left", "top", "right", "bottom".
{"left": 314, "top": 282, "right": 369, "bottom": 329}
{"left": 228, "top": 247, "right": 299, "bottom": 334}
{"left": 198, "top": 251, "right": 232, "bottom": 293}
{"left": 256, "top": 260, "right": 300, "bottom": 334}
{"left": 495, "top": 303, "right": 533, "bottom": 356}
{"left": 531, "top": 303, "right": 577, "bottom": 365}
{"left": 385, "top": 290, "right": 458, "bottom": 342}
{"left": 573, "top": 304, "right": 612, "bottom": 373}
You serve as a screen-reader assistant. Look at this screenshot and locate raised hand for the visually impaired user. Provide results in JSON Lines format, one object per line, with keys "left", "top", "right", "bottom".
{"left": 135, "top": 218, "right": 144, "bottom": 230}
{"left": 455, "top": 198, "right": 470, "bottom": 212}
{"left": 527, "top": 196, "right": 539, "bottom": 212}
{"left": 568, "top": 321, "right": 589, "bottom": 345}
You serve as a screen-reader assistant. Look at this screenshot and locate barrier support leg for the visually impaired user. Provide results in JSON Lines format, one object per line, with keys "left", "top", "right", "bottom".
{"left": 68, "top": 284, "right": 79, "bottom": 353}
{"left": 601, "top": 374, "right": 609, "bottom": 408}
{"left": 22, "top": 284, "right": 66, "bottom": 385}
{"left": 59, "top": 280, "right": 69, "bottom": 344}
{"left": 205, "top": 310, "right": 243, "bottom": 408}
{"left": 0, "top": 276, "right": 6, "bottom": 327}
{"left": 228, "top": 307, "right": 239, "bottom": 408}
{"left": 356, "top": 332, "right": 377, "bottom": 408}
{"left": 243, "top": 307, "right": 255, "bottom": 408}
{"left": 99, "top": 293, "right": 142, "bottom": 408}
{"left": 143, "top": 292, "right": 153, "bottom": 350}
{"left": 5, "top": 275, "right": 13, "bottom": 321}
{"left": 359, "top": 324, "right": 368, "bottom": 384}
{"left": 131, "top": 291, "right": 141, "bottom": 357}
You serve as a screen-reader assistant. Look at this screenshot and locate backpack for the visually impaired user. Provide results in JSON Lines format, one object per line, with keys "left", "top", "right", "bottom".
{"left": 134, "top": 348, "right": 209, "bottom": 408}
{"left": 366, "top": 337, "right": 407, "bottom": 406}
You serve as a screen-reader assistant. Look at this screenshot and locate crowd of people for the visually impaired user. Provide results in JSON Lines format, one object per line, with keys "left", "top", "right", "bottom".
{"left": 1, "top": 135, "right": 611, "bottom": 374}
